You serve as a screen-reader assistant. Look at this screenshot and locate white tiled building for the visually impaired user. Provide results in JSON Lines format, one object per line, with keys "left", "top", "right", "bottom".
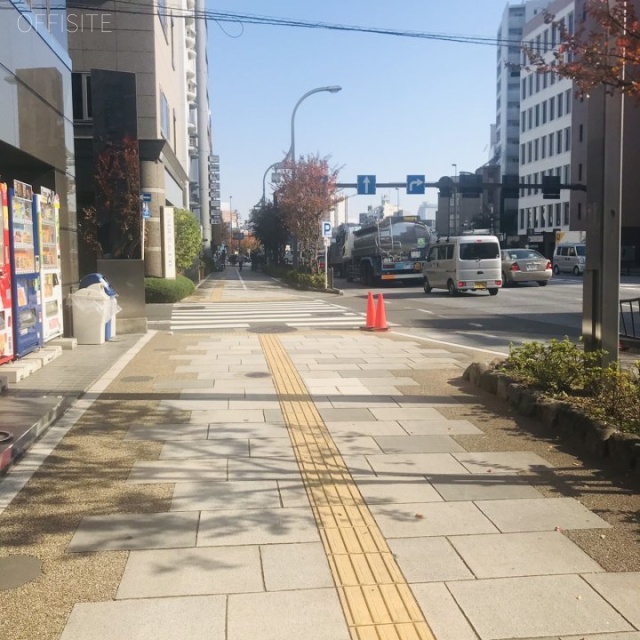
{"left": 518, "top": 0, "right": 575, "bottom": 239}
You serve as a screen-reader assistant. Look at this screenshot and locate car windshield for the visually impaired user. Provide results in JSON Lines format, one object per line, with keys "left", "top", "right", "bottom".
{"left": 576, "top": 245, "right": 586, "bottom": 256}
{"left": 505, "top": 250, "right": 543, "bottom": 260}
{"left": 460, "top": 242, "right": 500, "bottom": 261}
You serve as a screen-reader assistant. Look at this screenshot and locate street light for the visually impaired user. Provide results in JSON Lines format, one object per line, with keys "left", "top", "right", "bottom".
{"left": 451, "top": 163, "right": 458, "bottom": 235}
{"left": 262, "top": 161, "right": 282, "bottom": 205}
{"left": 285, "top": 85, "right": 342, "bottom": 267}
{"left": 286, "top": 85, "right": 342, "bottom": 165}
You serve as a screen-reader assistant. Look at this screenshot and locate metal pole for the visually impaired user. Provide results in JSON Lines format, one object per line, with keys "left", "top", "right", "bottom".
{"left": 452, "top": 164, "right": 458, "bottom": 235}
{"left": 262, "top": 162, "right": 281, "bottom": 205}
{"left": 195, "top": 0, "right": 210, "bottom": 248}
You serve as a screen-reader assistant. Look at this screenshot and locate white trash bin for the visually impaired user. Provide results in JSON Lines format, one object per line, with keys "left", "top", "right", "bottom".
{"left": 71, "top": 288, "right": 111, "bottom": 345}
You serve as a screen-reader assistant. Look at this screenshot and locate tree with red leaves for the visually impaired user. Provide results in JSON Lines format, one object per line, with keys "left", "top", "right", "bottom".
{"left": 525, "top": 0, "right": 640, "bottom": 96}
{"left": 80, "top": 136, "right": 143, "bottom": 259}
{"left": 275, "top": 154, "right": 343, "bottom": 266}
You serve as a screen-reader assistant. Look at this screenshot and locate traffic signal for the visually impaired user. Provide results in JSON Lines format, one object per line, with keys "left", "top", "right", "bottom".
{"left": 459, "top": 173, "right": 482, "bottom": 198}
{"left": 437, "top": 176, "right": 453, "bottom": 199}
{"left": 502, "top": 174, "right": 520, "bottom": 199}
{"left": 542, "top": 175, "right": 561, "bottom": 199}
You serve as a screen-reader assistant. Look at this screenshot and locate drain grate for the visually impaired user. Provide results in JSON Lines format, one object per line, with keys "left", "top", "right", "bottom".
{"left": 247, "top": 325, "right": 297, "bottom": 334}
{"left": 245, "top": 372, "right": 272, "bottom": 378}
{"left": 0, "top": 556, "right": 42, "bottom": 590}
{"left": 119, "top": 376, "right": 153, "bottom": 383}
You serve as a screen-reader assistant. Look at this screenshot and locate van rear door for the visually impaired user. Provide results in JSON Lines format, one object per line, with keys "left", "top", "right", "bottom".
{"left": 458, "top": 238, "right": 501, "bottom": 289}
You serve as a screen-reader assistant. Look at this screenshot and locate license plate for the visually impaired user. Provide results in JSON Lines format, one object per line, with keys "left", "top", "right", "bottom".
{"left": 381, "top": 274, "right": 395, "bottom": 280}
{"left": 474, "top": 282, "right": 486, "bottom": 289}
{"left": 526, "top": 263, "right": 537, "bottom": 271}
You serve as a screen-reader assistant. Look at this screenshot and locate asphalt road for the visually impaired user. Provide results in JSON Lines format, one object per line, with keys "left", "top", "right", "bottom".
{"left": 332, "top": 273, "right": 640, "bottom": 357}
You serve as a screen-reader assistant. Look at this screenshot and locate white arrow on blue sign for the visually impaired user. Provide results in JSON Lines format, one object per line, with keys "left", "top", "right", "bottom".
{"left": 406, "top": 175, "right": 425, "bottom": 195}
{"left": 142, "top": 193, "right": 152, "bottom": 202}
{"left": 357, "top": 175, "right": 376, "bottom": 195}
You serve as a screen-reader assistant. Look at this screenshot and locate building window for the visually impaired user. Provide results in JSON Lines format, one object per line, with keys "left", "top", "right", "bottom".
{"left": 534, "top": 138, "right": 539, "bottom": 161}
{"left": 520, "top": 209, "right": 525, "bottom": 229}
{"left": 566, "top": 89, "right": 572, "bottom": 113}
{"left": 564, "top": 164, "right": 570, "bottom": 183}
{"left": 528, "top": 108, "right": 533, "bottom": 129}
{"left": 557, "top": 92, "right": 563, "bottom": 117}
{"left": 550, "top": 71, "right": 555, "bottom": 85}
{"left": 548, "top": 132, "right": 554, "bottom": 156}
{"left": 71, "top": 72, "right": 92, "bottom": 121}
{"left": 535, "top": 104, "right": 540, "bottom": 126}
{"left": 555, "top": 203, "right": 561, "bottom": 226}
{"left": 541, "top": 136, "right": 546, "bottom": 159}
{"left": 522, "top": 78, "right": 527, "bottom": 99}
{"left": 535, "top": 72, "right": 540, "bottom": 93}
{"left": 543, "top": 71, "right": 548, "bottom": 89}
{"left": 549, "top": 96, "right": 555, "bottom": 120}
{"left": 521, "top": 116, "right": 526, "bottom": 133}
{"left": 542, "top": 100, "right": 547, "bottom": 124}
{"left": 578, "top": 163, "right": 583, "bottom": 181}
{"left": 527, "top": 141, "right": 532, "bottom": 163}
{"left": 528, "top": 74, "right": 533, "bottom": 95}
{"left": 557, "top": 132, "right": 562, "bottom": 155}
{"left": 564, "top": 202, "right": 569, "bottom": 225}
{"left": 160, "top": 91, "right": 170, "bottom": 139}
{"left": 565, "top": 126, "right": 571, "bottom": 152}
{"left": 521, "top": 143, "right": 526, "bottom": 165}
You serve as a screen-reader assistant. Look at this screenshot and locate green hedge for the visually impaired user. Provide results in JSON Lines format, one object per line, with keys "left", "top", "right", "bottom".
{"left": 144, "top": 276, "right": 195, "bottom": 303}
{"left": 283, "top": 270, "right": 326, "bottom": 289}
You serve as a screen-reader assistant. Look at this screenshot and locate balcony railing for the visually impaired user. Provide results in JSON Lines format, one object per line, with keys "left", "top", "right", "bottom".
{"left": 620, "top": 297, "right": 640, "bottom": 345}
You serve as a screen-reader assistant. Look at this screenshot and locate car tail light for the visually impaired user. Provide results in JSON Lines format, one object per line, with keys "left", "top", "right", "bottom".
{"left": 510, "top": 262, "right": 521, "bottom": 272}
{"left": 458, "top": 281, "right": 466, "bottom": 288}
{"left": 497, "top": 280, "right": 502, "bottom": 286}
{"left": 546, "top": 261, "right": 552, "bottom": 270}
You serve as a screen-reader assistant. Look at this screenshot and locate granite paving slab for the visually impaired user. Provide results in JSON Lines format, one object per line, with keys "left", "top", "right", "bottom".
{"left": 331, "top": 435, "right": 384, "bottom": 456}
{"left": 370, "top": 501, "right": 499, "bottom": 537}
{"left": 261, "top": 542, "right": 334, "bottom": 591}
{"left": 207, "top": 422, "right": 288, "bottom": 439}
{"left": 227, "top": 589, "right": 350, "bottom": 640}
{"left": 197, "top": 507, "right": 319, "bottom": 546}
{"left": 428, "top": 475, "right": 545, "bottom": 502}
{"left": 318, "top": 408, "right": 375, "bottom": 422}
{"left": 374, "top": 435, "right": 466, "bottom": 454}
{"left": 116, "top": 546, "right": 263, "bottom": 599}
{"left": 277, "top": 481, "right": 311, "bottom": 508}
{"left": 160, "top": 399, "right": 230, "bottom": 411}
{"left": 475, "top": 498, "right": 613, "bottom": 532}
{"left": 583, "top": 572, "right": 640, "bottom": 629}
{"left": 330, "top": 398, "right": 400, "bottom": 409}
{"left": 561, "top": 634, "right": 640, "bottom": 639}
{"left": 370, "top": 408, "right": 450, "bottom": 421}
{"left": 127, "top": 459, "right": 228, "bottom": 483}
{"left": 447, "top": 575, "right": 633, "bottom": 639}
{"left": 324, "top": 420, "right": 408, "bottom": 437}
{"left": 365, "top": 453, "right": 471, "bottom": 476}
{"left": 227, "top": 456, "right": 302, "bottom": 481}
{"left": 388, "top": 537, "right": 474, "bottom": 582}
{"left": 449, "top": 531, "right": 604, "bottom": 578}
{"left": 205, "top": 410, "right": 268, "bottom": 423}
{"left": 160, "top": 439, "right": 249, "bottom": 459}
{"left": 410, "top": 582, "right": 479, "bottom": 640}
{"left": 125, "top": 423, "right": 209, "bottom": 441}
{"left": 59, "top": 596, "right": 226, "bottom": 640}
{"left": 171, "top": 480, "right": 283, "bottom": 511}
{"left": 67, "top": 512, "right": 199, "bottom": 552}
{"left": 399, "top": 420, "right": 483, "bottom": 435}
{"left": 249, "top": 437, "right": 296, "bottom": 458}
{"left": 453, "top": 451, "right": 555, "bottom": 474}
{"left": 355, "top": 475, "right": 443, "bottom": 505}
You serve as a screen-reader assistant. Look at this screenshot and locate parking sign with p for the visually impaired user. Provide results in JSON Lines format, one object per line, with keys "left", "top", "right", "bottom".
{"left": 321, "top": 220, "right": 333, "bottom": 238}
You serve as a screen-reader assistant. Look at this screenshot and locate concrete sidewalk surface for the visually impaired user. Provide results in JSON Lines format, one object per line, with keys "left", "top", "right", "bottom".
{"left": 0, "top": 275, "right": 638, "bottom": 640}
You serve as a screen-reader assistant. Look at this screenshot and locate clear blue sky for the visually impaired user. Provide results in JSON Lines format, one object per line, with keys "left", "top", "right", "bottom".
{"left": 208, "top": 1, "right": 510, "bottom": 221}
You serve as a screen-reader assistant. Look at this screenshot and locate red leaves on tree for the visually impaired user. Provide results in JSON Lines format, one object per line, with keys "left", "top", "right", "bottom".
{"left": 525, "top": 0, "right": 640, "bottom": 97}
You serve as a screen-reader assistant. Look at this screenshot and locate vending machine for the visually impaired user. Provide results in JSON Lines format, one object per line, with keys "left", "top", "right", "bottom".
{"left": 37, "top": 187, "right": 63, "bottom": 341}
{"left": 8, "top": 180, "right": 43, "bottom": 357}
{"left": 0, "top": 183, "right": 14, "bottom": 365}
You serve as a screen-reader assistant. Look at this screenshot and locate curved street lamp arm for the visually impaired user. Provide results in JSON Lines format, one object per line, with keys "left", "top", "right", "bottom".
{"left": 262, "top": 161, "right": 282, "bottom": 205}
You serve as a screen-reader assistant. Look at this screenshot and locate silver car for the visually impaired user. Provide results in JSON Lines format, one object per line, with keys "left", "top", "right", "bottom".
{"left": 501, "top": 249, "right": 552, "bottom": 286}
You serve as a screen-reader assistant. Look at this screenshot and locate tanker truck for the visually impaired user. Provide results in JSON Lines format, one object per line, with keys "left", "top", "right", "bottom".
{"left": 330, "top": 216, "right": 433, "bottom": 286}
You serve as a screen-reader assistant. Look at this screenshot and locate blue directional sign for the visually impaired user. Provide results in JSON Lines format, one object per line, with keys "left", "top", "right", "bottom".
{"left": 142, "top": 192, "right": 152, "bottom": 203}
{"left": 357, "top": 175, "right": 376, "bottom": 195}
{"left": 406, "top": 175, "right": 425, "bottom": 195}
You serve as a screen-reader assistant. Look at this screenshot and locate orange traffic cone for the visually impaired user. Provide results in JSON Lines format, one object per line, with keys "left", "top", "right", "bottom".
{"left": 360, "top": 291, "right": 376, "bottom": 331}
{"left": 373, "top": 294, "right": 389, "bottom": 331}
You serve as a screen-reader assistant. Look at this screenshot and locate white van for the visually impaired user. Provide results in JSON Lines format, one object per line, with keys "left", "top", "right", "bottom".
{"left": 422, "top": 235, "right": 502, "bottom": 296}
{"left": 553, "top": 243, "right": 586, "bottom": 275}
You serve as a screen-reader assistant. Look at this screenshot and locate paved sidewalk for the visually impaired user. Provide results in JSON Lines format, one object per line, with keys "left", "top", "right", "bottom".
{"left": 0, "top": 274, "right": 639, "bottom": 640}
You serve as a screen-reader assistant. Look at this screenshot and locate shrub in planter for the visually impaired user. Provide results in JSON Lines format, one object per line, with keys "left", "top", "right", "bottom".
{"left": 145, "top": 276, "right": 195, "bottom": 303}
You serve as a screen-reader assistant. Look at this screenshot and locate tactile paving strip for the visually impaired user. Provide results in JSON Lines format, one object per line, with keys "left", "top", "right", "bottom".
{"left": 260, "top": 335, "right": 436, "bottom": 640}
{"left": 209, "top": 282, "right": 224, "bottom": 302}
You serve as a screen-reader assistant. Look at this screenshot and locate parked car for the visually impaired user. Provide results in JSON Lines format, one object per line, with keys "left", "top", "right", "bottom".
{"left": 501, "top": 249, "right": 552, "bottom": 286}
{"left": 553, "top": 243, "right": 586, "bottom": 275}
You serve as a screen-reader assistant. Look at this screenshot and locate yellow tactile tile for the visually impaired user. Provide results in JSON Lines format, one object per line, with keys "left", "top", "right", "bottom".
{"left": 209, "top": 282, "right": 224, "bottom": 301}
{"left": 260, "top": 335, "right": 436, "bottom": 640}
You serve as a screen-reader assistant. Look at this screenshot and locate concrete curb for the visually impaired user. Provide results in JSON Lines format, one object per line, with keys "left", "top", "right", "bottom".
{"left": 463, "top": 362, "right": 640, "bottom": 474}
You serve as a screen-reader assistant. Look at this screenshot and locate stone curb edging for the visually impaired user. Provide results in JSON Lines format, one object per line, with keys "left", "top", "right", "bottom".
{"left": 463, "top": 362, "right": 640, "bottom": 475}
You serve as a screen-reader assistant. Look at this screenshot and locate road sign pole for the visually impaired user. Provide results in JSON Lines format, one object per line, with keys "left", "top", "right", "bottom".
{"left": 325, "top": 246, "right": 328, "bottom": 290}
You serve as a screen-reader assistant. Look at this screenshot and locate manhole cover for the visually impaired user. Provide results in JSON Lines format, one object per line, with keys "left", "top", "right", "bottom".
{"left": 245, "top": 372, "right": 272, "bottom": 378}
{"left": 0, "top": 556, "right": 42, "bottom": 590}
{"left": 119, "top": 376, "right": 153, "bottom": 383}
{"left": 247, "top": 325, "right": 297, "bottom": 334}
